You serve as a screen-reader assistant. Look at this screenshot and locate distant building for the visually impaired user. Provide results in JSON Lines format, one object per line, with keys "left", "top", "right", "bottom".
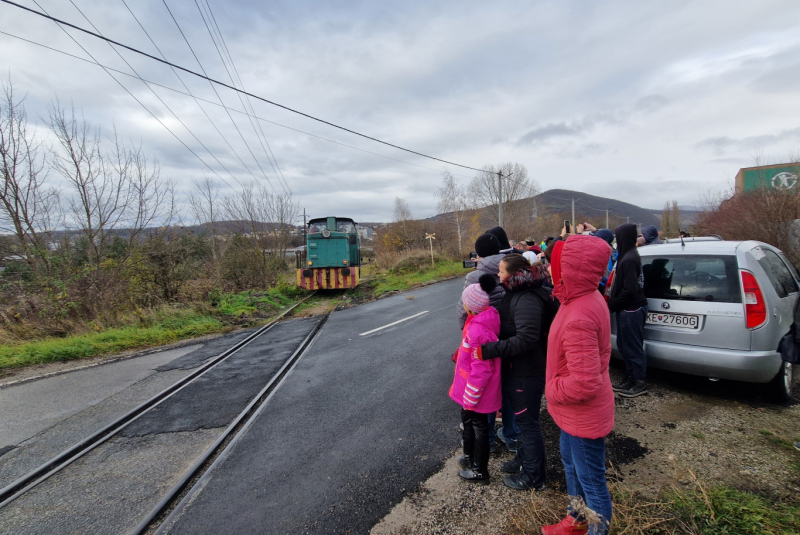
{"left": 358, "top": 227, "right": 373, "bottom": 240}
{"left": 735, "top": 163, "right": 800, "bottom": 194}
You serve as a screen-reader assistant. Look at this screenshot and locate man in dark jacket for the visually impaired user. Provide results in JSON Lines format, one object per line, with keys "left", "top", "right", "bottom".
{"left": 486, "top": 226, "right": 514, "bottom": 254}
{"left": 641, "top": 225, "right": 663, "bottom": 245}
{"left": 608, "top": 223, "right": 649, "bottom": 398}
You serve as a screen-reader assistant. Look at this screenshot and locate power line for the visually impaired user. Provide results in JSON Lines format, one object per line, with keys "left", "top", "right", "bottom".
{"left": 196, "top": 0, "right": 291, "bottom": 194}
{"left": 65, "top": 0, "right": 246, "bottom": 188}
{"left": 118, "top": 0, "right": 273, "bottom": 190}
{"left": 160, "top": 0, "right": 280, "bottom": 195}
{"left": 0, "top": 27, "right": 476, "bottom": 180}
{"left": 0, "top": 0, "right": 488, "bottom": 174}
{"left": 26, "top": 0, "right": 238, "bottom": 191}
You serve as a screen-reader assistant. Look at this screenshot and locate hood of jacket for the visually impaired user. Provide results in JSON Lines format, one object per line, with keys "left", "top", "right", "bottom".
{"left": 615, "top": 223, "right": 639, "bottom": 261}
{"left": 476, "top": 253, "right": 504, "bottom": 275}
{"left": 468, "top": 305, "right": 501, "bottom": 334}
{"left": 552, "top": 235, "right": 611, "bottom": 304}
{"left": 641, "top": 225, "right": 662, "bottom": 245}
{"left": 485, "top": 226, "right": 511, "bottom": 250}
{"left": 501, "top": 264, "right": 550, "bottom": 293}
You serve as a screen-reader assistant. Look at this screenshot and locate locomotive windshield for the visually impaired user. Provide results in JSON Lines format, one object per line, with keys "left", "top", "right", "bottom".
{"left": 307, "top": 218, "right": 357, "bottom": 234}
{"left": 336, "top": 220, "right": 356, "bottom": 233}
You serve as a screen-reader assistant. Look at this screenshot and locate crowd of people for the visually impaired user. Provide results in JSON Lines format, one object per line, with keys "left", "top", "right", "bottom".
{"left": 449, "top": 222, "right": 665, "bottom": 535}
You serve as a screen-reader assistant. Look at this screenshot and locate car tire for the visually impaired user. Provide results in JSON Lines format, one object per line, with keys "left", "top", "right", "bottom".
{"left": 766, "top": 360, "right": 793, "bottom": 403}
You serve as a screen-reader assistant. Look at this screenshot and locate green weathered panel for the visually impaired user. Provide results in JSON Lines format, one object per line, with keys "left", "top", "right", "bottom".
{"left": 743, "top": 165, "right": 800, "bottom": 192}
{"left": 307, "top": 237, "right": 349, "bottom": 268}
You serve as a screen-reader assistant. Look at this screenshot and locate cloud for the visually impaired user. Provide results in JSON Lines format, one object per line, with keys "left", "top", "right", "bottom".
{"left": 694, "top": 128, "right": 800, "bottom": 155}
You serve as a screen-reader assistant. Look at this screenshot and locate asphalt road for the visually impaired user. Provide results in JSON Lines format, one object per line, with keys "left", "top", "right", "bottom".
{"left": 163, "top": 278, "right": 465, "bottom": 534}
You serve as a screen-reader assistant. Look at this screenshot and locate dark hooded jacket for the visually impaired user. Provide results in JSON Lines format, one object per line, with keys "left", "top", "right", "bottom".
{"left": 641, "top": 225, "right": 663, "bottom": 245}
{"left": 486, "top": 226, "right": 513, "bottom": 253}
{"left": 607, "top": 223, "right": 647, "bottom": 313}
{"left": 482, "top": 264, "right": 558, "bottom": 378}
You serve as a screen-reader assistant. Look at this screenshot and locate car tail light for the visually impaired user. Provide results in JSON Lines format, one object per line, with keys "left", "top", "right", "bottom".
{"left": 740, "top": 270, "right": 767, "bottom": 329}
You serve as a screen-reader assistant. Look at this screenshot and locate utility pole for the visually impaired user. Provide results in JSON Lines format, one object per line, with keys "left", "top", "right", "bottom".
{"left": 303, "top": 208, "right": 307, "bottom": 243}
{"left": 626, "top": 216, "right": 630, "bottom": 224}
{"left": 497, "top": 171, "right": 503, "bottom": 228}
{"left": 605, "top": 209, "right": 611, "bottom": 229}
{"left": 571, "top": 198, "right": 578, "bottom": 229}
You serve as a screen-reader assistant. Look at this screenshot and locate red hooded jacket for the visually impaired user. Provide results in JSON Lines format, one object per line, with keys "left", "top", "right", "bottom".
{"left": 545, "top": 234, "right": 615, "bottom": 439}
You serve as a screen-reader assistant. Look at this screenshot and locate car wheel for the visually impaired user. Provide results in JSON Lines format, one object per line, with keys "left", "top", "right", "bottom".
{"left": 766, "top": 360, "right": 793, "bottom": 403}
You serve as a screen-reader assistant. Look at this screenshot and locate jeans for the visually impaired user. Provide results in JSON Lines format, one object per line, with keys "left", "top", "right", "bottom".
{"left": 504, "top": 375, "right": 546, "bottom": 487}
{"left": 487, "top": 390, "right": 520, "bottom": 447}
{"left": 461, "top": 408, "right": 490, "bottom": 473}
{"left": 560, "top": 430, "right": 612, "bottom": 535}
{"left": 616, "top": 306, "right": 648, "bottom": 381}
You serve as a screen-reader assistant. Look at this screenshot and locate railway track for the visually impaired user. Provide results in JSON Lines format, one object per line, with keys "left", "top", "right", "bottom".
{"left": 0, "top": 298, "right": 329, "bottom": 534}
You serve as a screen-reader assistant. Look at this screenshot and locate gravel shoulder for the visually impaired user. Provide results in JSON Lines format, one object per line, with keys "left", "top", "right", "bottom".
{"left": 372, "top": 363, "right": 800, "bottom": 534}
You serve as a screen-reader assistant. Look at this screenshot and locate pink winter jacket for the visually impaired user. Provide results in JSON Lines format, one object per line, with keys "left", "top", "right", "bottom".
{"left": 449, "top": 307, "right": 501, "bottom": 414}
{"left": 546, "top": 234, "right": 615, "bottom": 439}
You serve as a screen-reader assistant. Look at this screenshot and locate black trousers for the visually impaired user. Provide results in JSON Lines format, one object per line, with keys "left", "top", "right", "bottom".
{"left": 504, "top": 374, "right": 546, "bottom": 487}
{"left": 461, "top": 408, "right": 490, "bottom": 473}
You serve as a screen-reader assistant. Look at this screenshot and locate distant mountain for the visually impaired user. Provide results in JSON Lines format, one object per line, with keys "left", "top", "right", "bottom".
{"left": 534, "top": 189, "right": 661, "bottom": 227}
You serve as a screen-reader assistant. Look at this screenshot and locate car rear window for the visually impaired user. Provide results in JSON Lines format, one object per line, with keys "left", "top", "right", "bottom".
{"left": 641, "top": 255, "right": 741, "bottom": 303}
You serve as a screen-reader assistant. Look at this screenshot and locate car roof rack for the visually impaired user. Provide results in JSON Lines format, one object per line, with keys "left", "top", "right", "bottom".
{"left": 663, "top": 235, "right": 723, "bottom": 244}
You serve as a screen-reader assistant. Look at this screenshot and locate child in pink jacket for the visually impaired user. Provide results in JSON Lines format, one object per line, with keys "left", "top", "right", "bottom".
{"left": 449, "top": 274, "right": 501, "bottom": 483}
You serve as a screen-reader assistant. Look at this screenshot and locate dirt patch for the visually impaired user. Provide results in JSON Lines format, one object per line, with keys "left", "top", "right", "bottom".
{"left": 373, "top": 365, "right": 800, "bottom": 534}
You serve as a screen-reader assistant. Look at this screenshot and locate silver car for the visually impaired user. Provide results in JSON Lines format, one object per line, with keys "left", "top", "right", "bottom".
{"left": 610, "top": 238, "right": 798, "bottom": 401}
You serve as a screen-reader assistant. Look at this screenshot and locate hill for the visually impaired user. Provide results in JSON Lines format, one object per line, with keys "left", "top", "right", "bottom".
{"left": 535, "top": 189, "right": 662, "bottom": 228}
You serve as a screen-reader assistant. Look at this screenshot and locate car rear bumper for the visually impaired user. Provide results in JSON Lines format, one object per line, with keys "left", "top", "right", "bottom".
{"left": 610, "top": 334, "right": 782, "bottom": 383}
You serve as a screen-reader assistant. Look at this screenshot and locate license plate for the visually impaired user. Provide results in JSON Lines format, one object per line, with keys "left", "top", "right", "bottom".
{"left": 646, "top": 312, "right": 700, "bottom": 329}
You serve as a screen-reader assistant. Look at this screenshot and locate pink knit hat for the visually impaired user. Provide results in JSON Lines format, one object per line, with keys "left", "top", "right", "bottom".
{"left": 462, "top": 283, "right": 490, "bottom": 313}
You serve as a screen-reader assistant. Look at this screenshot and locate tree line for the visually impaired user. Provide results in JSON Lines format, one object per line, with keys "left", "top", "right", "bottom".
{"left": 0, "top": 80, "right": 299, "bottom": 337}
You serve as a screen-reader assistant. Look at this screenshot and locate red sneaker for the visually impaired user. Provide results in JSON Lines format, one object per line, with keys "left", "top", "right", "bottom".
{"left": 541, "top": 515, "right": 588, "bottom": 535}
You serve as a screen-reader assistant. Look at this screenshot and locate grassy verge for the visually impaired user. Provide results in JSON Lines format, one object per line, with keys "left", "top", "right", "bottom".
{"left": 365, "top": 259, "right": 464, "bottom": 297}
{"left": 0, "top": 284, "right": 307, "bottom": 372}
{"left": 0, "top": 259, "right": 465, "bottom": 373}
{"left": 0, "top": 310, "right": 226, "bottom": 370}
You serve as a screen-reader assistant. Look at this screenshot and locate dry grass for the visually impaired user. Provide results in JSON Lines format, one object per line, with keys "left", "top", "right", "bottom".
{"left": 504, "top": 460, "right": 799, "bottom": 535}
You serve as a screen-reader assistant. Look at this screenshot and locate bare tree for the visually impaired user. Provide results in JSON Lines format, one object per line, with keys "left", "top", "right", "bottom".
{"left": 0, "top": 80, "right": 62, "bottom": 277}
{"left": 435, "top": 170, "right": 469, "bottom": 254}
{"left": 661, "top": 201, "right": 672, "bottom": 237}
{"left": 49, "top": 103, "right": 174, "bottom": 264}
{"left": 49, "top": 103, "right": 129, "bottom": 264}
{"left": 124, "top": 142, "right": 175, "bottom": 249}
{"left": 469, "top": 162, "right": 540, "bottom": 236}
{"left": 222, "top": 182, "right": 300, "bottom": 287}
{"left": 188, "top": 176, "right": 224, "bottom": 279}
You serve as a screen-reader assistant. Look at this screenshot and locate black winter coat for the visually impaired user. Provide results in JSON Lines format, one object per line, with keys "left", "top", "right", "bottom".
{"left": 482, "top": 265, "right": 558, "bottom": 378}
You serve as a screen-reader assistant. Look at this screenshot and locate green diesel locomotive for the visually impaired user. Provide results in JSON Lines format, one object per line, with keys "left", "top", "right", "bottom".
{"left": 296, "top": 216, "right": 361, "bottom": 290}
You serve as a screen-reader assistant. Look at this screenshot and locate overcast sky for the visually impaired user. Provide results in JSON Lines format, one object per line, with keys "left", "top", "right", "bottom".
{"left": 2, "top": 0, "right": 800, "bottom": 223}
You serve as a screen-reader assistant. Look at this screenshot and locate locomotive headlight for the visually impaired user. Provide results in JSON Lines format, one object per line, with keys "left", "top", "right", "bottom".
{"left": 343, "top": 260, "right": 348, "bottom": 265}
{"left": 307, "top": 261, "right": 313, "bottom": 266}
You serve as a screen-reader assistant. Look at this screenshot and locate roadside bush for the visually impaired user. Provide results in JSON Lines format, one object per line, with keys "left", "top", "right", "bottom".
{"left": 390, "top": 249, "right": 449, "bottom": 274}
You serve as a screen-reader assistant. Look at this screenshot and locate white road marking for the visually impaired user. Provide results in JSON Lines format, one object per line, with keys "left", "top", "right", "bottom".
{"left": 359, "top": 311, "right": 429, "bottom": 336}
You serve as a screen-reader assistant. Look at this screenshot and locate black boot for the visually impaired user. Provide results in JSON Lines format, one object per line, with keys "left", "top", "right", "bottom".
{"left": 457, "top": 455, "right": 473, "bottom": 469}
{"left": 619, "top": 380, "right": 648, "bottom": 398}
{"left": 500, "top": 459, "right": 522, "bottom": 474}
{"left": 612, "top": 376, "right": 634, "bottom": 392}
{"left": 459, "top": 468, "right": 490, "bottom": 484}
